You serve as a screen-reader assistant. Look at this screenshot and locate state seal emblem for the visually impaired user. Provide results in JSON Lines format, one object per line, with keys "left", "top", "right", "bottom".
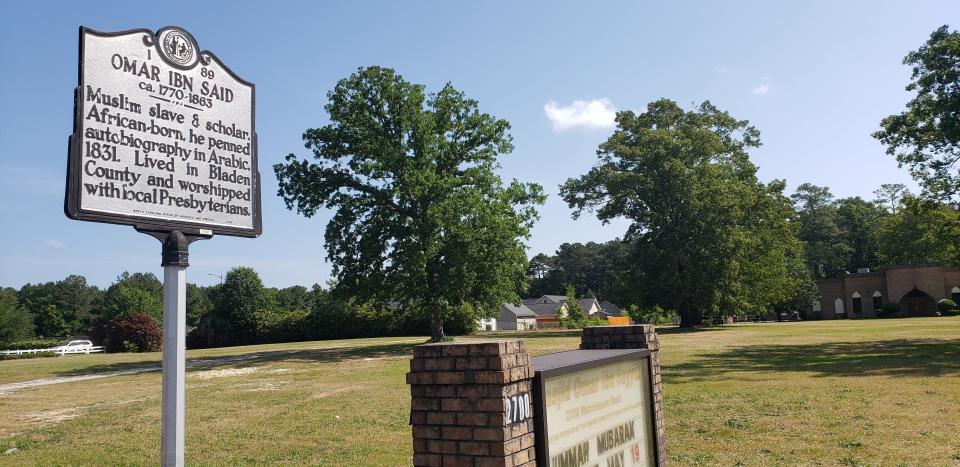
{"left": 157, "top": 27, "right": 197, "bottom": 68}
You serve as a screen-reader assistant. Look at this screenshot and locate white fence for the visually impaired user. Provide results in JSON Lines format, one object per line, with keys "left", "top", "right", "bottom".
{"left": 1, "top": 346, "right": 105, "bottom": 357}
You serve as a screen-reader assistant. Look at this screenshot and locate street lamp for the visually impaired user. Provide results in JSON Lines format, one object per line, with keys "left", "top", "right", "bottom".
{"left": 208, "top": 273, "right": 223, "bottom": 285}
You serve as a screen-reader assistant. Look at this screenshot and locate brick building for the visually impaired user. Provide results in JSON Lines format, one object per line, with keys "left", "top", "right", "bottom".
{"left": 812, "top": 264, "right": 960, "bottom": 319}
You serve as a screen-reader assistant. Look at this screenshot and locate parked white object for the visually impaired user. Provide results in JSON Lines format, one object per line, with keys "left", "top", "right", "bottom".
{"left": 52, "top": 340, "right": 94, "bottom": 352}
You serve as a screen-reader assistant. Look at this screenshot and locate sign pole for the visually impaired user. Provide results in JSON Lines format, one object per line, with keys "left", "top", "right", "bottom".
{"left": 161, "top": 250, "right": 186, "bottom": 466}
{"left": 142, "top": 230, "right": 209, "bottom": 467}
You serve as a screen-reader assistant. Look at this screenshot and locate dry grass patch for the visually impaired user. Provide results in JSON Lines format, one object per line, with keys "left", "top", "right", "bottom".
{"left": 0, "top": 319, "right": 958, "bottom": 465}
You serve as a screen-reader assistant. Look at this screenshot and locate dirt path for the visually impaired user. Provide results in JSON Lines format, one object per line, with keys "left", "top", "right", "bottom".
{"left": 0, "top": 338, "right": 424, "bottom": 396}
{"left": 0, "top": 354, "right": 260, "bottom": 396}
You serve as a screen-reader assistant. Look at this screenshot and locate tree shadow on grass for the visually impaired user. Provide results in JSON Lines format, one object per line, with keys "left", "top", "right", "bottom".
{"left": 474, "top": 330, "right": 582, "bottom": 339}
{"left": 55, "top": 342, "right": 418, "bottom": 378}
{"left": 474, "top": 325, "right": 731, "bottom": 340}
{"left": 667, "top": 339, "right": 960, "bottom": 382}
{"left": 656, "top": 325, "right": 732, "bottom": 336}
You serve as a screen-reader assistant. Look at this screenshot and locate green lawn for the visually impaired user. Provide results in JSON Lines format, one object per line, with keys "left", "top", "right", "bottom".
{"left": 1, "top": 318, "right": 959, "bottom": 465}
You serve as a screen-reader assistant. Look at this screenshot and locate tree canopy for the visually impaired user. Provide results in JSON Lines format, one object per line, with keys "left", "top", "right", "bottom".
{"left": 274, "top": 66, "right": 544, "bottom": 341}
{"left": 526, "top": 241, "right": 628, "bottom": 300}
{"left": 876, "top": 195, "right": 960, "bottom": 266}
{"left": 561, "top": 99, "right": 804, "bottom": 327}
{"left": 791, "top": 183, "right": 849, "bottom": 278}
{"left": 875, "top": 25, "right": 960, "bottom": 203}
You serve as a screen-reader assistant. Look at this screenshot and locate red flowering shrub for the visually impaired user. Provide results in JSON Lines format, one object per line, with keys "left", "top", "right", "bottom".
{"left": 107, "top": 312, "right": 162, "bottom": 353}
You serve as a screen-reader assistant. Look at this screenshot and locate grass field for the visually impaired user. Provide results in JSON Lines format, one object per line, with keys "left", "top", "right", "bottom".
{"left": 1, "top": 318, "right": 959, "bottom": 466}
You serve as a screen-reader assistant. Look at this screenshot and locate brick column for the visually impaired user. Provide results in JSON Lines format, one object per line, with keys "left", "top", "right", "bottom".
{"left": 580, "top": 325, "right": 667, "bottom": 466}
{"left": 407, "top": 341, "right": 536, "bottom": 467}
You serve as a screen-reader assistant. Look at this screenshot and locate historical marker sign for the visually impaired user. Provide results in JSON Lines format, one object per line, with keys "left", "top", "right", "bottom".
{"left": 65, "top": 26, "right": 260, "bottom": 466}
{"left": 66, "top": 26, "right": 261, "bottom": 237}
{"left": 533, "top": 349, "right": 659, "bottom": 467}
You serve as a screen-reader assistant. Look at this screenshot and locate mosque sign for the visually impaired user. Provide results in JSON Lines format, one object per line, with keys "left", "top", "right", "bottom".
{"left": 66, "top": 26, "right": 261, "bottom": 237}
{"left": 532, "top": 349, "right": 659, "bottom": 467}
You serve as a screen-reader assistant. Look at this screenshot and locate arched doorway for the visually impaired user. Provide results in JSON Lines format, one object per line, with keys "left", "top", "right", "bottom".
{"left": 899, "top": 287, "right": 936, "bottom": 317}
{"left": 834, "top": 298, "right": 845, "bottom": 319}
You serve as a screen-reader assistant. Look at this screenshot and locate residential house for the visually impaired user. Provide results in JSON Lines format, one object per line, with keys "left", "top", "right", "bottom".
{"left": 521, "top": 294, "right": 613, "bottom": 327}
{"left": 599, "top": 300, "right": 623, "bottom": 317}
{"left": 525, "top": 300, "right": 567, "bottom": 328}
{"left": 497, "top": 303, "right": 537, "bottom": 330}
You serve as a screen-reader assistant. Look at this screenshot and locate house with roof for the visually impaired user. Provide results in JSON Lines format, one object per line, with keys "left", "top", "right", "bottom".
{"left": 599, "top": 300, "right": 623, "bottom": 317}
{"left": 523, "top": 299, "right": 567, "bottom": 328}
{"left": 477, "top": 295, "right": 628, "bottom": 331}
{"left": 497, "top": 303, "right": 537, "bottom": 330}
{"left": 520, "top": 294, "right": 621, "bottom": 327}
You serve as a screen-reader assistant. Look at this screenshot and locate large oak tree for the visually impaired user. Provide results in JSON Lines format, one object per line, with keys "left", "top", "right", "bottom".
{"left": 560, "top": 99, "right": 804, "bottom": 327}
{"left": 275, "top": 67, "right": 544, "bottom": 341}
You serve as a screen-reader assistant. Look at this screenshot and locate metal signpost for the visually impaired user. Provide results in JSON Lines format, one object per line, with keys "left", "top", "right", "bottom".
{"left": 65, "top": 26, "right": 260, "bottom": 466}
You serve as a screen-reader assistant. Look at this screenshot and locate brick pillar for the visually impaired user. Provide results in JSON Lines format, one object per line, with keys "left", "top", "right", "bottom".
{"left": 580, "top": 325, "right": 667, "bottom": 466}
{"left": 407, "top": 341, "right": 536, "bottom": 467}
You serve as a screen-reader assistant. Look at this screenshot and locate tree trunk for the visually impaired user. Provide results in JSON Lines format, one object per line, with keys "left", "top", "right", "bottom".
{"left": 429, "top": 308, "right": 445, "bottom": 342}
{"left": 678, "top": 303, "right": 701, "bottom": 328}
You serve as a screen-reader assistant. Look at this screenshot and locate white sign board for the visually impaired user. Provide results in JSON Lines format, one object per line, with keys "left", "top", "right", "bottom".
{"left": 541, "top": 356, "right": 656, "bottom": 467}
{"left": 66, "top": 26, "right": 260, "bottom": 237}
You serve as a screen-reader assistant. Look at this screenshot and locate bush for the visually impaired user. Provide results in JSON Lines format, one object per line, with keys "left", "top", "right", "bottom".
{"left": 104, "top": 312, "right": 162, "bottom": 353}
{"left": 878, "top": 302, "right": 901, "bottom": 317}
{"left": 937, "top": 299, "right": 958, "bottom": 315}
{"left": 627, "top": 305, "right": 677, "bottom": 325}
{"left": 0, "top": 352, "right": 58, "bottom": 361}
{"left": 0, "top": 337, "right": 62, "bottom": 351}
{"left": 583, "top": 316, "right": 609, "bottom": 327}
{"left": 444, "top": 303, "right": 480, "bottom": 336}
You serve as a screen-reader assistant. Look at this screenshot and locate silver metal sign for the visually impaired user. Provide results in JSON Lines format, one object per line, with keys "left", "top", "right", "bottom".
{"left": 66, "top": 26, "right": 261, "bottom": 237}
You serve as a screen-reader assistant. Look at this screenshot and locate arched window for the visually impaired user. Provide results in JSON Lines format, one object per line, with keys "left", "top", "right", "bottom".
{"left": 872, "top": 291, "right": 882, "bottom": 312}
{"left": 952, "top": 286, "right": 960, "bottom": 305}
{"left": 851, "top": 292, "right": 862, "bottom": 314}
{"left": 812, "top": 301, "right": 821, "bottom": 312}
{"left": 834, "top": 298, "right": 845, "bottom": 316}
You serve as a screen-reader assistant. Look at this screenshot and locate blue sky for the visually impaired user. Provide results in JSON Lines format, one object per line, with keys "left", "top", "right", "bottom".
{"left": 0, "top": 1, "right": 955, "bottom": 289}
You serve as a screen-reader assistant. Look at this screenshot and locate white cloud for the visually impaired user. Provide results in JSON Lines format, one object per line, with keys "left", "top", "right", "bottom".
{"left": 751, "top": 76, "right": 772, "bottom": 95}
{"left": 44, "top": 240, "right": 65, "bottom": 249}
{"left": 713, "top": 65, "right": 730, "bottom": 73}
{"left": 543, "top": 98, "right": 617, "bottom": 132}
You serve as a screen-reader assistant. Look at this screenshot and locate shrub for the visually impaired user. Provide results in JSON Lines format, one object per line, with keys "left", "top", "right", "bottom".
{"left": 583, "top": 316, "right": 609, "bottom": 327}
{"left": 937, "top": 299, "right": 958, "bottom": 315}
{"left": 878, "top": 302, "right": 901, "bottom": 317}
{"left": 628, "top": 305, "right": 677, "bottom": 325}
{"left": 0, "top": 337, "right": 62, "bottom": 351}
{"left": 0, "top": 352, "right": 57, "bottom": 361}
{"left": 105, "top": 312, "right": 162, "bottom": 353}
{"left": 444, "top": 303, "right": 480, "bottom": 336}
